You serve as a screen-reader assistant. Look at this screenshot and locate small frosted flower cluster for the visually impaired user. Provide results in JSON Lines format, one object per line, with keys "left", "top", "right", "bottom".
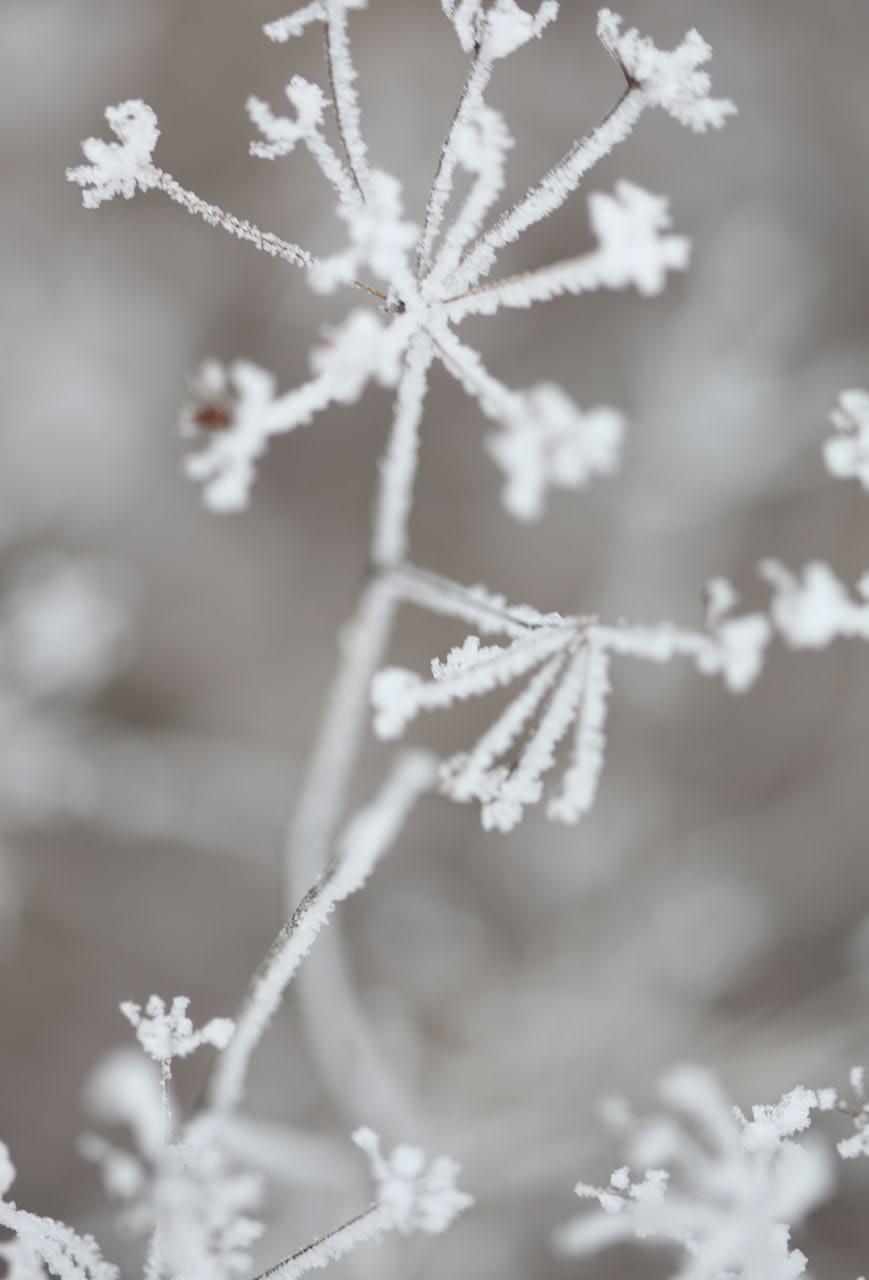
{"left": 824, "top": 388, "right": 869, "bottom": 489}
{"left": 66, "top": 100, "right": 160, "bottom": 208}
{"left": 81, "top": 1042, "right": 264, "bottom": 1280}
{"left": 440, "top": 0, "right": 559, "bottom": 59}
{"left": 558, "top": 1067, "right": 833, "bottom": 1280}
{"left": 597, "top": 9, "right": 737, "bottom": 133}
{"left": 373, "top": 579, "right": 769, "bottom": 831}
{"left": 353, "top": 1127, "right": 474, "bottom": 1235}
{"left": 120, "top": 995, "right": 235, "bottom": 1065}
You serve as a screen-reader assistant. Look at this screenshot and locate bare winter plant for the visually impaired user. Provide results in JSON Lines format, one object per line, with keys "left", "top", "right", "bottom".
{"left": 3, "top": 1, "right": 855, "bottom": 1277}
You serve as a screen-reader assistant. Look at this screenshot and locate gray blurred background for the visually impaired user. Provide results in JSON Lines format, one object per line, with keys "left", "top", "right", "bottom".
{"left": 2, "top": 1, "right": 869, "bottom": 1276}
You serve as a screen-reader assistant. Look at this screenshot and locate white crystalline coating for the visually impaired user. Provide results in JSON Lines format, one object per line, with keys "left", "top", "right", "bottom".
{"left": 66, "top": 100, "right": 160, "bottom": 207}
{"left": 70, "top": 9, "right": 734, "bottom": 523}
{"left": 120, "top": 995, "right": 235, "bottom": 1064}
{"left": 247, "top": 78, "right": 328, "bottom": 159}
{"left": 597, "top": 9, "right": 737, "bottom": 133}
{"left": 824, "top": 388, "right": 869, "bottom": 488}
{"left": 761, "top": 559, "right": 869, "bottom": 649}
{"left": 207, "top": 751, "right": 435, "bottom": 1113}
{"left": 705, "top": 576, "right": 739, "bottom": 627}
{"left": 431, "top": 635, "right": 506, "bottom": 681}
{"left": 353, "top": 1128, "right": 474, "bottom": 1235}
{"left": 183, "top": 311, "right": 407, "bottom": 511}
{"left": 309, "top": 171, "right": 418, "bottom": 293}
{"left": 374, "top": 576, "right": 769, "bottom": 829}
{"left": 441, "top": 0, "right": 558, "bottom": 57}
{"left": 263, "top": 1, "right": 368, "bottom": 43}
{"left": 487, "top": 386, "right": 624, "bottom": 521}
{"left": 0, "top": 1140, "right": 120, "bottom": 1280}
{"left": 558, "top": 1066, "right": 833, "bottom": 1280}
{"left": 740, "top": 1087, "right": 819, "bottom": 1153}
{"left": 589, "top": 181, "right": 691, "bottom": 296}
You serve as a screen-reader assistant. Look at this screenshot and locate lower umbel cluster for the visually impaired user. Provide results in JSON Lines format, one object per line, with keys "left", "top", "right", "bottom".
{"left": 557, "top": 1063, "right": 869, "bottom": 1280}
{"left": 46, "top": 0, "right": 869, "bottom": 1277}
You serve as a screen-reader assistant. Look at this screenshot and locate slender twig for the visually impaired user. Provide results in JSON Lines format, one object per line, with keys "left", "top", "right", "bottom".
{"left": 323, "top": 0, "right": 371, "bottom": 200}
{"left": 253, "top": 1204, "right": 385, "bottom": 1280}
{"left": 454, "top": 85, "right": 643, "bottom": 290}
{"left": 156, "top": 173, "right": 385, "bottom": 299}
{"left": 416, "top": 44, "right": 494, "bottom": 278}
{"left": 156, "top": 172, "right": 315, "bottom": 269}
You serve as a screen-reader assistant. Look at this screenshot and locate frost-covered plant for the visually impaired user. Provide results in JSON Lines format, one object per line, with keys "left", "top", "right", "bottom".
{"left": 557, "top": 1066, "right": 834, "bottom": 1280}
{"left": 67, "top": 2, "right": 867, "bottom": 1275}
{"left": 824, "top": 388, "right": 869, "bottom": 489}
{"left": 817, "top": 1066, "right": 869, "bottom": 1160}
{"left": 0, "top": 1141, "right": 119, "bottom": 1280}
{"left": 373, "top": 580, "right": 769, "bottom": 831}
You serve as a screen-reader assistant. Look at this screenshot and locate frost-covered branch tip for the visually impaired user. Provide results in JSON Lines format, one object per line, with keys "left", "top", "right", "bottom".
{"left": 181, "top": 311, "right": 408, "bottom": 512}
{"left": 208, "top": 750, "right": 436, "bottom": 1112}
{"left": 445, "top": 180, "right": 690, "bottom": 320}
{"left": 255, "top": 1129, "right": 471, "bottom": 1279}
{"left": 0, "top": 1141, "right": 119, "bottom": 1280}
{"left": 824, "top": 388, "right": 869, "bottom": 488}
{"left": 441, "top": 1, "right": 559, "bottom": 59}
{"left": 597, "top": 9, "right": 737, "bottom": 133}
{"left": 120, "top": 995, "right": 234, "bottom": 1065}
{"left": 816, "top": 1067, "right": 869, "bottom": 1160}
{"left": 67, "top": 101, "right": 314, "bottom": 270}
{"left": 66, "top": 100, "right": 160, "bottom": 207}
{"left": 558, "top": 1066, "right": 832, "bottom": 1280}
{"left": 761, "top": 560, "right": 869, "bottom": 650}
{"left": 454, "top": 10, "right": 733, "bottom": 289}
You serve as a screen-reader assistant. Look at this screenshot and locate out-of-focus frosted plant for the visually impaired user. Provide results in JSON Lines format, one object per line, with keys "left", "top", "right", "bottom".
{"left": 0, "top": 553, "right": 131, "bottom": 830}
{"left": 817, "top": 1066, "right": 869, "bottom": 1160}
{"left": 73, "top": 752, "right": 465, "bottom": 1280}
{"left": 0, "top": 1140, "right": 119, "bottom": 1280}
{"left": 558, "top": 1066, "right": 834, "bottom": 1280}
{"left": 824, "top": 389, "right": 869, "bottom": 489}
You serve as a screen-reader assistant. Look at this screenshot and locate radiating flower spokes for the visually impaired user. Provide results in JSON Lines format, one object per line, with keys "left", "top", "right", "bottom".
{"left": 67, "top": 7, "right": 735, "bottom": 522}
{"left": 372, "top": 576, "right": 770, "bottom": 832}
{"left": 557, "top": 1066, "right": 833, "bottom": 1280}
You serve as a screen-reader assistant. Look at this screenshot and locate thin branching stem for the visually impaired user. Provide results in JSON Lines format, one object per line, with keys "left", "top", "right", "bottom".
{"left": 417, "top": 44, "right": 494, "bottom": 278}
{"left": 253, "top": 1204, "right": 385, "bottom": 1280}
{"left": 156, "top": 173, "right": 385, "bottom": 299}
{"left": 455, "top": 84, "right": 643, "bottom": 289}
{"left": 323, "top": 0, "right": 371, "bottom": 200}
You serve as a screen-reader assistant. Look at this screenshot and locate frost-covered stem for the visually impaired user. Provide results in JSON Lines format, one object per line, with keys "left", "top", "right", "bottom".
{"left": 207, "top": 601, "right": 410, "bottom": 1114}
{"left": 254, "top": 1203, "right": 387, "bottom": 1280}
{"left": 155, "top": 172, "right": 315, "bottom": 269}
{"left": 444, "top": 247, "right": 608, "bottom": 319}
{"left": 285, "top": 576, "right": 398, "bottom": 896}
{"left": 323, "top": 0, "right": 371, "bottom": 199}
{"left": 142, "top": 1234, "right": 162, "bottom": 1280}
{"left": 371, "top": 335, "right": 435, "bottom": 568}
{"left": 159, "top": 1059, "right": 172, "bottom": 1144}
{"left": 392, "top": 563, "right": 533, "bottom": 638}
{"left": 456, "top": 85, "right": 644, "bottom": 288}
{"left": 155, "top": 171, "right": 386, "bottom": 300}
{"left": 416, "top": 47, "right": 494, "bottom": 277}
{"left": 427, "top": 324, "right": 519, "bottom": 419}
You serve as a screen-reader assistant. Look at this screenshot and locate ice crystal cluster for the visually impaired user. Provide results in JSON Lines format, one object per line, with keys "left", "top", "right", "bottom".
{"left": 52, "top": 0, "right": 869, "bottom": 1278}
{"left": 561, "top": 1063, "right": 869, "bottom": 1280}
